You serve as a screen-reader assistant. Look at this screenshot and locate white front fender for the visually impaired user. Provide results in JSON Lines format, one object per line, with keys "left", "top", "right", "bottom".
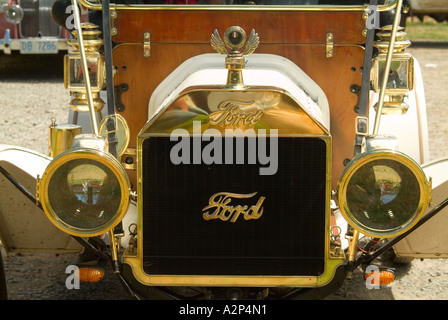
{"left": 0, "top": 145, "right": 82, "bottom": 254}
{"left": 394, "top": 158, "right": 448, "bottom": 258}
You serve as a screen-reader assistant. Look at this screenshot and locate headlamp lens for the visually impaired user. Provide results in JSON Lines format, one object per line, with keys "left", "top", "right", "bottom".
{"left": 346, "top": 159, "right": 420, "bottom": 233}
{"left": 48, "top": 160, "right": 121, "bottom": 230}
{"left": 40, "top": 149, "right": 130, "bottom": 237}
{"left": 338, "top": 150, "right": 430, "bottom": 238}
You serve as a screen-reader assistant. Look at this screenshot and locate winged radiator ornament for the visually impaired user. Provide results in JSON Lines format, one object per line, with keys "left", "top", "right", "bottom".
{"left": 211, "top": 26, "right": 259, "bottom": 56}
{"left": 243, "top": 29, "right": 260, "bottom": 56}
{"left": 211, "top": 29, "right": 229, "bottom": 55}
{"left": 210, "top": 26, "right": 259, "bottom": 88}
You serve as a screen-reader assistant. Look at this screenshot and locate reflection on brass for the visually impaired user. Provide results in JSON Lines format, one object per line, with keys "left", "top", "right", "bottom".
{"left": 373, "top": 95, "right": 409, "bottom": 115}
{"left": 202, "top": 192, "right": 265, "bottom": 223}
{"left": 363, "top": 134, "right": 399, "bottom": 152}
{"left": 71, "top": 134, "right": 108, "bottom": 152}
{"left": 68, "top": 92, "right": 105, "bottom": 113}
{"left": 48, "top": 118, "right": 82, "bottom": 158}
{"left": 209, "top": 100, "right": 263, "bottom": 126}
{"left": 144, "top": 89, "right": 327, "bottom": 136}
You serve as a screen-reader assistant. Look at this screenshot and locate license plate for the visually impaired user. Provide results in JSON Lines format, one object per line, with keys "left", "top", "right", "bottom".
{"left": 20, "top": 40, "right": 58, "bottom": 54}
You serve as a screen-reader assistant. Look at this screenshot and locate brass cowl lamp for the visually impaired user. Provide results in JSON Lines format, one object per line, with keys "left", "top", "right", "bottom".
{"left": 371, "top": 25, "right": 414, "bottom": 115}
{"left": 64, "top": 23, "right": 106, "bottom": 114}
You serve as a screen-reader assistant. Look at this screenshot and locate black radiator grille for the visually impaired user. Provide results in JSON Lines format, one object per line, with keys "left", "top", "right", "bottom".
{"left": 20, "top": 0, "right": 60, "bottom": 37}
{"left": 141, "top": 136, "right": 327, "bottom": 276}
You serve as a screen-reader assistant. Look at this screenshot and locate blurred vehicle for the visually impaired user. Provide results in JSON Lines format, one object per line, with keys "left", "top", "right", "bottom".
{"left": 409, "top": 0, "right": 448, "bottom": 22}
{"left": 0, "top": 0, "right": 69, "bottom": 54}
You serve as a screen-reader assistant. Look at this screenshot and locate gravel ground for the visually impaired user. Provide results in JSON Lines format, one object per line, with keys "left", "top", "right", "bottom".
{"left": 0, "top": 42, "right": 447, "bottom": 300}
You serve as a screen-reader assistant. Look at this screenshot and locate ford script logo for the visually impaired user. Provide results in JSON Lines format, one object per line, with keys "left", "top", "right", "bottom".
{"left": 209, "top": 100, "right": 263, "bottom": 126}
{"left": 202, "top": 192, "right": 265, "bottom": 223}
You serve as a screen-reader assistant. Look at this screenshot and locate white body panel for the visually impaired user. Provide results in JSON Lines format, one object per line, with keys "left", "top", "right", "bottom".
{"left": 367, "top": 57, "right": 448, "bottom": 257}
{"left": 0, "top": 145, "right": 82, "bottom": 254}
{"left": 368, "top": 58, "right": 430, "bottom": 165}
{"left": 394, "top": 158, "right": 448, "bottom": 258}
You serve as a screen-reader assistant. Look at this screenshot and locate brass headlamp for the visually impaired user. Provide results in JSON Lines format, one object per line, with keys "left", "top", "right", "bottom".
{"left": 337, "top": 136, "right": 430, "bottom": 238}
{"left": 64, "top": 23, "right": 106, "bottom": 113}
{"left": 371, "top": 25, "right": 414, "bottom": 115}
{"left": 38, "top": 135, "right": 131, "bottom": 237}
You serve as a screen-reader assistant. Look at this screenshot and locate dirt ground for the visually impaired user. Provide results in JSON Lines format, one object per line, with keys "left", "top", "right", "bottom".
{"left": 0, "top": 42, "right": 447, "bottom": 300}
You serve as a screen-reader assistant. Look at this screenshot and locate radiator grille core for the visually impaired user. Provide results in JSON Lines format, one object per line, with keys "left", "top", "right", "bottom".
{"left": 141, "top": 136, "right": 327, "bottom": 277}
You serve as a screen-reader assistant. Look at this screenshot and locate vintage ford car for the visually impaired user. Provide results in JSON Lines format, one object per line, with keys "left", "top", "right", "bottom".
{"left": 0, "top": 0, "right": 69, "bottom": 54}
{"left": 1, "top": 0, "right": 448, "bottom": 300}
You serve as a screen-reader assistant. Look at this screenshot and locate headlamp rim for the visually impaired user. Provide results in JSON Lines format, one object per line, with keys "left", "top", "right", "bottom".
{"left": 39, "top": 148, "right": 130, "bottom": 237}
{"left": 337, "top": 149, "right": 430, "bottom": 238}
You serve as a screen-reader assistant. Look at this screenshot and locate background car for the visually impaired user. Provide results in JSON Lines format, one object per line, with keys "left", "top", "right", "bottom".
{"left": 0, "top": 0, "right": 69, "bottom": 54}
{"left": 409, "top": 0, "right": 448, "bottom": 22}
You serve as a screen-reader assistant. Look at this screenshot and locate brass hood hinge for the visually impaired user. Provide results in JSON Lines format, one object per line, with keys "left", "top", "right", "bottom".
{"left": 144, "top": 32, "right": 151, "bottom": 58}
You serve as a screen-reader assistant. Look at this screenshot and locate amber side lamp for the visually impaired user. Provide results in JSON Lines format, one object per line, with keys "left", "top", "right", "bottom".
{"left": 364, "top": 267, "right": 396, "bottom": 286}
{"left": 75, "top": 267, "right": 105, "bottom": 283}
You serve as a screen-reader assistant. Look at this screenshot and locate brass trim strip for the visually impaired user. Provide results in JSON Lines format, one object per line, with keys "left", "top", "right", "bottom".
{"left": 78, "top": 0, "right": 397, "bottom": 12}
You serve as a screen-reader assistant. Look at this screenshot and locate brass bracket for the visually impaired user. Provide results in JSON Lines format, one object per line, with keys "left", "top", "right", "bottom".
{"left": 355, "top": 116, "right": 369, "bottom": 136}
{"left": 114, "top": 83, "right": 129, "bottom": 112}
{"left": 326, "top": 33, "right": 334, "bottom": 58}
{"left": 143, "top": 32, "right": 151, "bottom": 58}
{"left": 362, "top": 3, "right": 370, "bottom": 20}
{"left": 122, "top": 147, "right": 137, "bottom": 170}
{"left": 110, "top": 10, "right": 117, "bottom": 36}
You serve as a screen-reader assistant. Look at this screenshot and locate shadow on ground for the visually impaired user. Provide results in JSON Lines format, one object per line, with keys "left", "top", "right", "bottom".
{"left": 0, "top": 53, "right": 65, "bottom": 81}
